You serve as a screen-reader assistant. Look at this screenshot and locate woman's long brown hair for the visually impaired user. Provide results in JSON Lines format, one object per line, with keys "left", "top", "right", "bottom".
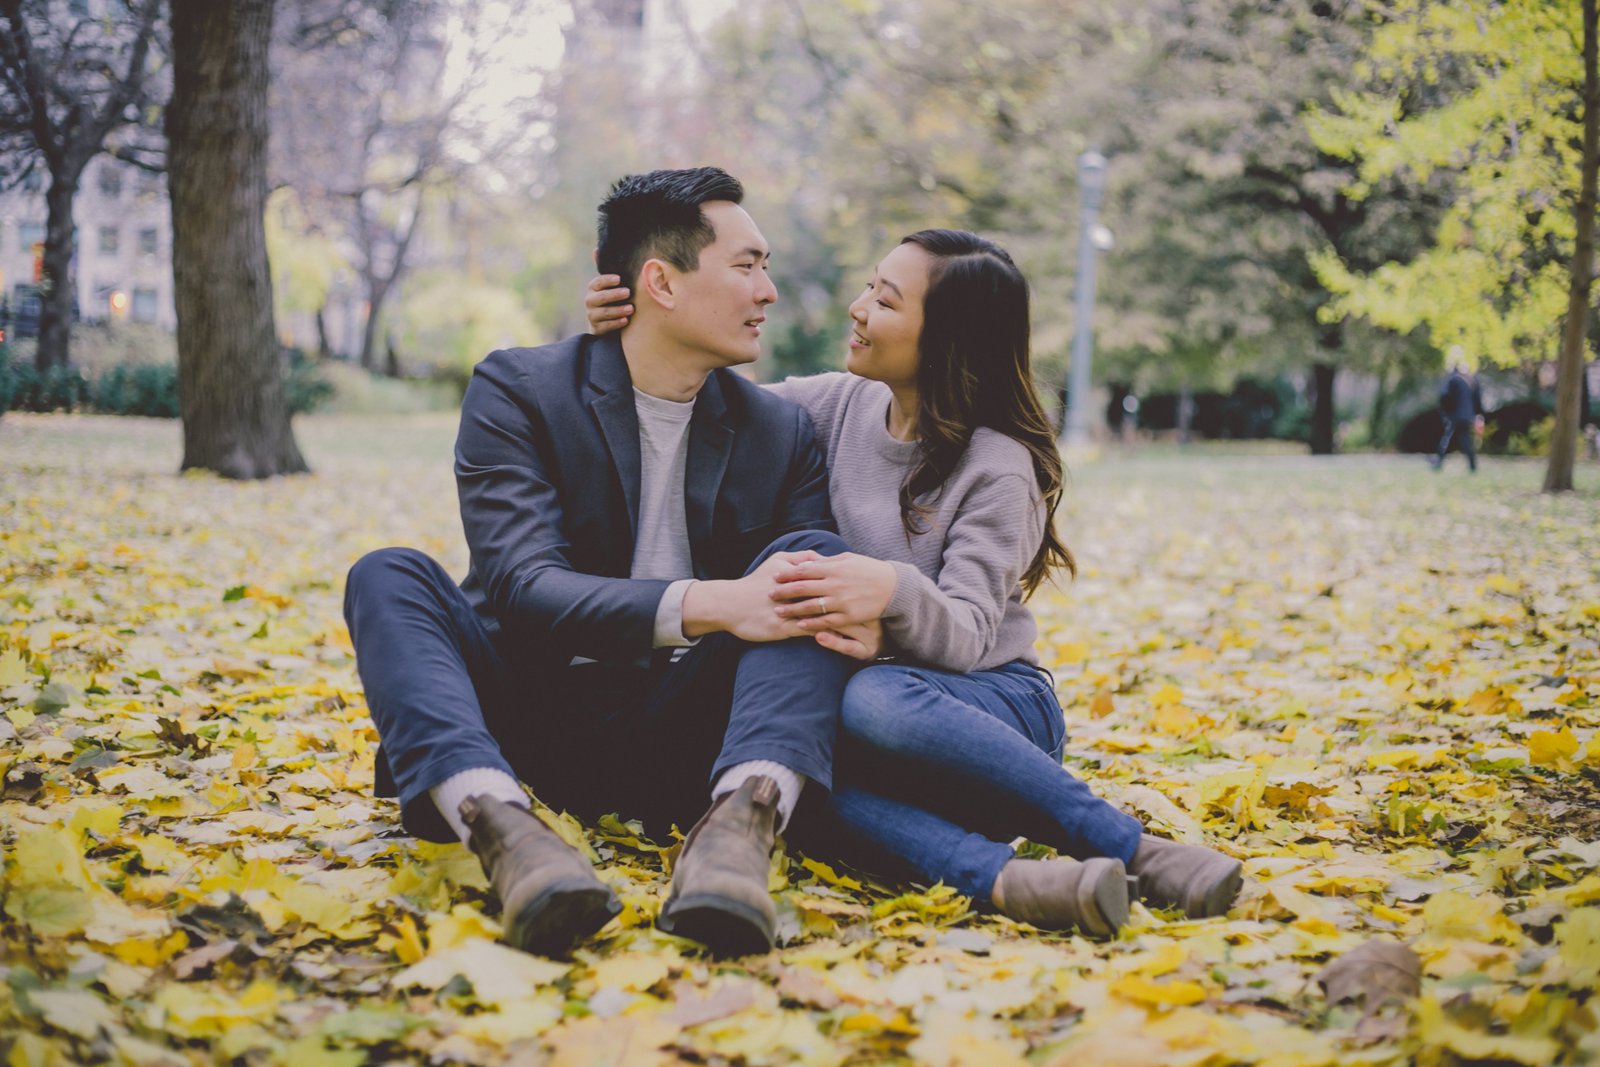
{"left": 897, "top": 229, "right": 1075, "bottom": 593}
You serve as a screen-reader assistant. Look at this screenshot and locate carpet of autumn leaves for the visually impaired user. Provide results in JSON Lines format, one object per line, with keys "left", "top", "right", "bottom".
{"left": 2, "top": 411, "right": 1599, "bottom": 1067}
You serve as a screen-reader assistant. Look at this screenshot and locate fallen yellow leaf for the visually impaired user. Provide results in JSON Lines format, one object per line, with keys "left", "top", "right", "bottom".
{"left": 1110, "top": 975, "right": 1208, "bottom": 1007}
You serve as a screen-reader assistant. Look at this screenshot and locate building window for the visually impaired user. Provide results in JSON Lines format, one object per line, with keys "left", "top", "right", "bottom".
{"left": 131, "top": 288, "right": 158, "bottom": 323}
{"left": 98, "top": 165, "right": 121, "bottom": 199}
{"left": 20, "top": 222, "right": 45, "bottom": 249}
{"left": 99, "top": 226, "right": 119, "bottom": 254}
{"left": 139, "top": 228, "right": 159, "bottom": 256}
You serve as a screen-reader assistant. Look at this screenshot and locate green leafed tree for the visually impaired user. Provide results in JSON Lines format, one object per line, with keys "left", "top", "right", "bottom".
{"left": 685, "top": 0, "right": 1442, "bottom": 447}
{"left": 1309, "top": 0, "right": 1596, "bottom": 490}
{"left": 1090, "top": 0, "right": 1448, "bottom": 453}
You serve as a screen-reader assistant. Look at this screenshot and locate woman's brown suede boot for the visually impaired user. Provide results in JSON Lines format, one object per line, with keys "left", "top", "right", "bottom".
{"left": 1128, "top": 834, "right": 1242, "bottom": 918}
{"left": 992, "top": 856, "right": 1129, "bottom": 938}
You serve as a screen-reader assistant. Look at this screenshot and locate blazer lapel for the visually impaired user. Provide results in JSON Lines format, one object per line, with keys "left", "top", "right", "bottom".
{"left": 686, "top": 371, "right": 734, "bottom": 578}
{"left": 585, "top": 335, "right": 642, "bottom": 541}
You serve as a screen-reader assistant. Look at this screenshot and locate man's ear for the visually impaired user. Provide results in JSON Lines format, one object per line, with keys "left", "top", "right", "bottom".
{"left": 638, "top": 259, "right": 677, "bottom": 311}
{"left": 591, "top": 248, "right": 599, "bottom": 267}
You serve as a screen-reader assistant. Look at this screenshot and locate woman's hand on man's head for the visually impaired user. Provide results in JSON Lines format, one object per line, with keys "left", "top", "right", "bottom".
{"left": 586, "top": 274, "right": 632, "bottom": 335}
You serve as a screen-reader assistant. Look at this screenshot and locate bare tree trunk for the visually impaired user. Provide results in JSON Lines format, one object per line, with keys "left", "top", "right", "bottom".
{"left": 358, "top": 297, "right": 380, "bottom": 370}
{"left": 1370, "top": 364, "right": 1393, "bottom": 448}
{"left": 356, "top": 201, "right": 421, "bottom": 375}
{"left": 34, "top": 174, "right": 80, "bottom": 372}
{"left": 368, "top": 268, "right": 405, "bottom": 377}
{"left": 1309, "top": 320, "right": 1341, "bottom": 455}
{"left": 1546, "top": 0, "right": 1598, "bottom": 493}
{"left": 1308, "top": 363, "right": 1338, "bottom": 454}
{"left": 314, "top": 305, "right": 332, "bottom": 359}
{"left": 168, "top": 0, "right": 307, "bottom": 478}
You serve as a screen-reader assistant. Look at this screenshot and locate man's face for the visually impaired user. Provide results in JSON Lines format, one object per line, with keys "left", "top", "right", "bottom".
{"left": 661, "top": 201, "right": 778, "bottom": 368}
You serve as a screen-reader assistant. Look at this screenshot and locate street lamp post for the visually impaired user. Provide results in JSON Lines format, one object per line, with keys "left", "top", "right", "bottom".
{"left": 1062, "top": 149, "right": 1109, "bottom": 447}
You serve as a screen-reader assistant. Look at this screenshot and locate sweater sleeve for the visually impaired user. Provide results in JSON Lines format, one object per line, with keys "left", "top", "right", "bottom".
{"left": 762, "top": 372, "right": 856, "bottom": 441}
{"left": 880, "top": 471, "right": 1045, "bottom": 673}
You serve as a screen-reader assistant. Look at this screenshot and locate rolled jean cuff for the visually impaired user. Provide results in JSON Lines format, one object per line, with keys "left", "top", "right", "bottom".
{"left": 1095, "top": 810, "right": 1144, "bottom": 866}
{"left": 940, "top": 833, "right": 1016, "bottom": 903}
{"left": 712, "top": 742, "right": 832, "bottom": 795}
{"left": 394, "top": 746, "right": 520, "bottom": 843}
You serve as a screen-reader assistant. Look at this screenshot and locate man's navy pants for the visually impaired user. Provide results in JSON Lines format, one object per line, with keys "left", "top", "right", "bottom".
{"left": 342, "top": 530, "right": 852, "bottom": 842}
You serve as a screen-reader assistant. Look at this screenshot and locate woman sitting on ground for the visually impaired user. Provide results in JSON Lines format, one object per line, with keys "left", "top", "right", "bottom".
{"left": 586, "top": 230, "right": 1243, "bottom": 934}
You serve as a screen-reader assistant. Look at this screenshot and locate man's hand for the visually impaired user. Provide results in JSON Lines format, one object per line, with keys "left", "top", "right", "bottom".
{"left": 813, "top": 618, "right": 886, "bottom": 661}
{"left": 586, "top": 274, "right": 632, "bottom": 335}
{"left": 771, "top": 551, "right": 897, "bottom": 632}
{"left": 682, "top": 553, "right": 814, "bottom": 642}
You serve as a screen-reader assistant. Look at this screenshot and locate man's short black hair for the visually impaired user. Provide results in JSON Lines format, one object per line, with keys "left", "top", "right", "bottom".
{"left": 595, "top": 166, "right": 745, "bottom": 289}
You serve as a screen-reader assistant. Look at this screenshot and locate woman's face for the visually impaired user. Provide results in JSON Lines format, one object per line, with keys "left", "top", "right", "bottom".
{"left": 846, "top": 242, "right": 932, "bottom": 389}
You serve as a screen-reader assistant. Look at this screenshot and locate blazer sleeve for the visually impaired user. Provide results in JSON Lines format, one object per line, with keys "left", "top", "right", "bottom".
{"left": 455, "top": 351, "right": 666, "bottom": 659}
{"left": 772, "top": 401, "right": 836, "bottom": 538}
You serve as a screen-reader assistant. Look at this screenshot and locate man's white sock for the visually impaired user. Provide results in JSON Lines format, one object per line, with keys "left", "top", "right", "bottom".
{"left": 712, "top": 760, "right": 805, "bottom": 831}
{"left": 430, "top": 767, "right": 528, "bottom": 845}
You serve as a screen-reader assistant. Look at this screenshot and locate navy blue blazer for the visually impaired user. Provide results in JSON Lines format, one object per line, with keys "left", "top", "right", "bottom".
{"left": 455, "top": 332, "right": 834, "bottom": 666}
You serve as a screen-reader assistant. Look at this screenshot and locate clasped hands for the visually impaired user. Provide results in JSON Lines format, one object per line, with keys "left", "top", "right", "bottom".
{"left": 769, "top": 549, "right": 897, "bottom": 660}
{"left": 685, "top": 550, "right": 896, "bottom": 660}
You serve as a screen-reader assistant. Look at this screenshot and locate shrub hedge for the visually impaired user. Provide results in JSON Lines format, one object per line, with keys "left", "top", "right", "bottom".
{"left": 0, "top": 346, "right": 330, "bottom": 418}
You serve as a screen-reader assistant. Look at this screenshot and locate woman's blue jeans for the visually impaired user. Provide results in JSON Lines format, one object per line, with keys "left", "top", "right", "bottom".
{"left": 795, "top": 661, "right": 1143, "bottom": 906}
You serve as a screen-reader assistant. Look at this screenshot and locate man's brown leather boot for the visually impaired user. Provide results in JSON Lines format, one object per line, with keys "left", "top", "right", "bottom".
{"left": 992, "top": 856, "right": 1129, "bottom": 938}
{"left": 1128, "top": 833, "right": 1242, "bottom": 918}
{"left": 656, "top": 776, "right": 779, "bottom": 957}
{"left": 459, "top": 795, "right": 620, "bottom": 957}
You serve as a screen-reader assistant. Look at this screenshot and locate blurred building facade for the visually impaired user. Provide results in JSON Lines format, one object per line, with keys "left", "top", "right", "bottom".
{"left": 0, "top": 156, "right": 175, "bottom": 334}
{"left": 562, "top": 0, "right": 733, "bottom": 161}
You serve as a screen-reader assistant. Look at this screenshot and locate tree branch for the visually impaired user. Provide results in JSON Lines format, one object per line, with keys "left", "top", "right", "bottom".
{"left": 0, "top": 0, "right": 63, "bottom": 165}
{"left": 84, "top": 0, "right": 162, "bottom": 156}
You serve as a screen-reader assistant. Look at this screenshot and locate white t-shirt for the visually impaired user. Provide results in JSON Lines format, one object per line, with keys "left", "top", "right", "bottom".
{"left": 631, "top": 388, "right": 697, "bottom": 648}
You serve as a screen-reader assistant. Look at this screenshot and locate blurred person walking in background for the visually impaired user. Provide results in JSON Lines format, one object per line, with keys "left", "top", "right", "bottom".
{"left": 1431, "top": 348, "right": 1484, "bottom": 472}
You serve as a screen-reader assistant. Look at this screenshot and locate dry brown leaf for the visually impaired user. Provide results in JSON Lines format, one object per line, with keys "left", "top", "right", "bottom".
{"left": 4, "top": 762, "right": 46, "bottom": 802}
{"left": 544, "top": 1014, "right": 680, "bottom": 1067}
{"left": 1316, "top": 939, "right": 1421, "bottom": 1011}
{"left": 663, "top": 978, "right": 761, "bottom": 1027}
{"left": 170, "top": 938, "right": 239, "bottom": 979}
{"left": 774, "top": 966, "right": 842, "bottom": 1010}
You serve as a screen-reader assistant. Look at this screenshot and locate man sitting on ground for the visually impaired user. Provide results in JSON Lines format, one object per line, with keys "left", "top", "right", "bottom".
{"left": 343, "top": 167, "right": 860, "bottom": 957}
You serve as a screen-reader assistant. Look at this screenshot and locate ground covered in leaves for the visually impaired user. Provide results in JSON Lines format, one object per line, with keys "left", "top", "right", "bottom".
{"left": 2, "top": 412, "right": 1598, "bottom": 1066}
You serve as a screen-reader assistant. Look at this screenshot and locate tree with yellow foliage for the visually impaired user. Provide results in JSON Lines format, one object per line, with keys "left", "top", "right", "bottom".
{"left": 1309, "top": 0, "right": 1597, "bottom": 491}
